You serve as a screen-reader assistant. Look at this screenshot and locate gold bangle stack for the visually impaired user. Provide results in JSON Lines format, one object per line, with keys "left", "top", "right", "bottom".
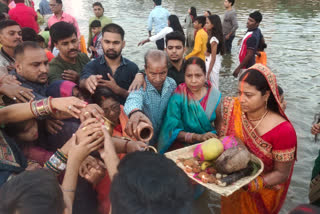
{"left": 30, "top": 96, "right": 54, "bottom": 117}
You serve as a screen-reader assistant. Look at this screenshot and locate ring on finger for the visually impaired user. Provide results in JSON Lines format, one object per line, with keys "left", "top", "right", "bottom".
{"left": 84, "top": 111, "right": 90, "bottom": 116}
{"left": 82, "top": 126, "right": 87, "bottom": 131}
{"left": 68, "top": 105, "right": 72, "bottom": 110}
{"left": 13, "top": 97, "right": 17, "bottom": 101}
{"left": 19, "top": 90, "right": 24, "bottom": 94}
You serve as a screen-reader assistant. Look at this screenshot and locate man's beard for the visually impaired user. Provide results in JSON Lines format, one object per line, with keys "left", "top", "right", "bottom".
{"left": 105, "top": 49, "right": 122, "bottom": 60}
{"left": 170, "top": 58, "right": 182, "bottom": 63}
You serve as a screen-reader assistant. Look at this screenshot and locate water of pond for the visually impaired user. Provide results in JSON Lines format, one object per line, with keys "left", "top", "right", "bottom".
{"left": 34, "top": 0, "right": 320, "bottom": 213}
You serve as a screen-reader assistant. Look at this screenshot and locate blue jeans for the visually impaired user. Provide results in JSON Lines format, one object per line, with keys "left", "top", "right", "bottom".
{"left": 224, "top": 35, "right": 235, "bottom": 54}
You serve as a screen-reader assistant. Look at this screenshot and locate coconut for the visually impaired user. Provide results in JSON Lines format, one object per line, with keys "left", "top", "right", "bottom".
{"left": 215, "top": 145, "right": 251, "bottom": 174}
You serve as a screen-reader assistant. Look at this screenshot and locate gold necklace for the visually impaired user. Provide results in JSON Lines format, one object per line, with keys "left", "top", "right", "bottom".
{"left": 249, "top": 110, "right": 269, "bottom": 134}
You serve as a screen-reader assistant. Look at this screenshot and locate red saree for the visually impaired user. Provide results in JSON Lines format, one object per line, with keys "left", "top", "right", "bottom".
{"left": 220, "top": 64, "right": 297, "bottom": 214}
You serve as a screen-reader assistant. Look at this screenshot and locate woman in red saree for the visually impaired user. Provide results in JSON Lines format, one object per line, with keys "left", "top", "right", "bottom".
{"left": 220, "top": 64, "right": 297, "bottom": 214}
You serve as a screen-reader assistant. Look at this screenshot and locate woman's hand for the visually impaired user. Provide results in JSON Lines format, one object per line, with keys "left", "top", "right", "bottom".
{"left": 126, "top": 140, "right": 148, "bottom": 153}
{"left": 51, "top": 97, "right": 87, "bottom": 119}
{"left": 311, "top": 124, "right": 320, "bottom": 135}
{"left": 195, "top": 132, "right": 217, "bottom": 142}
{"left": 79, "top": 155, "right": 106, "bottom": 185}
{"left": 79, "top": 104, "right": 104, "bottom": 122}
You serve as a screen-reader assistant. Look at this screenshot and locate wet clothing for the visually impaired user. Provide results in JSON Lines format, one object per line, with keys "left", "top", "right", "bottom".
{"left": 239, "top": 28, "right": 262, "bottom": 68}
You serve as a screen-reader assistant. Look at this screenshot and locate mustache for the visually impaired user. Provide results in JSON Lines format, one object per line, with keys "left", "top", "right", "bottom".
{"left": 68, "top": 49, "right": 78, "bottom": 54}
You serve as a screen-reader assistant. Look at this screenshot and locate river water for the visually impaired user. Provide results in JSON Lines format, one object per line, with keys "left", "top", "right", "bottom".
{"left": 34, "top": 0, "right": 320, "bottom": 213}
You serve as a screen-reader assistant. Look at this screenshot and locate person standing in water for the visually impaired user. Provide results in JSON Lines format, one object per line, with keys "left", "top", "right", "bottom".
{"left": 222, "top": 0, "right": 238, "bottom": 54}
{"left": 147, "top": 0, "right": 170, "bottom": 50}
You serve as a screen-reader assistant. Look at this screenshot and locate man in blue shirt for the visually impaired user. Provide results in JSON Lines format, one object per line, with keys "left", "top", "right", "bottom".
{"left": 80, "top": 23, "right": 139, "bottom": 105}
{"left": 124, "top": 50, "right": 176, "bottom": 145}
{"left": 39, "top": 0, "right": 52, "bottom": 16}
{"left": 147, "top": 0, "right": 170, "bottom": 50}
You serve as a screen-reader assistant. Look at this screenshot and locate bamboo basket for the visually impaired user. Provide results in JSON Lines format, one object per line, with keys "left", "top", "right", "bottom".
{"left": 165, "top": 143, "right": 264, "bottom": 197}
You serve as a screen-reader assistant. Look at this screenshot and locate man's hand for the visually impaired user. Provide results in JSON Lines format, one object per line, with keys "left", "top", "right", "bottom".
{"left": 233, "top": 67, "right": 241, "bottom": 78}
{"left": 225, "top": 34, "right": 230, "bottom": 40}
{"left": 138, "top": 39, "right": 149, "bottom": 46}
{"left": 98, "top": 73, "right": 118, "bottom": 90}
{"left": 89, "top": 46, "right": 96, "bottom": 52}
{"left": 0, "top": 84, "right": 35, "bottom": 103}
{"left": 128, "top": 73, "right": 146, "bottom": 92}
{"left": 312, "top": 124, "right": 320, "bottom": 135}
{"left": 1, "top": 74, "right": 21, "bottom": 85}
{"left": 125, "top": 111, "right": 152, "bottom": 139}
{"left": 62, "top": 70, "right": 79, "bottom": 83}
{"left": 46, "top": 119, "right": 64, "bottom": 135}
{"left": 84, "top": 75, "right": 103, "bottom": 94}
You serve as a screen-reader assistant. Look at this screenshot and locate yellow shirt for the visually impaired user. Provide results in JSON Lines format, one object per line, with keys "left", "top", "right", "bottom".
{"left": 185, "top": 28, "right": 208, "bottom": 61}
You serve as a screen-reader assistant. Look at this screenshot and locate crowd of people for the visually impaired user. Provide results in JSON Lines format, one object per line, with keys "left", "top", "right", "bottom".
{"left": 0, "top": 0, "right": 318, "bottom": 213}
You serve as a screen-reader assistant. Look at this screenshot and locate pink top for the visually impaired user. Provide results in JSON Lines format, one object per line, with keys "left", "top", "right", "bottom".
{"left": 8, "top": 3, "right": 39, "bottom": 33}
{"left": 48, "top": 12, "right": 80, "bottom": 38}
{"left": 48, "top": 12, "right": 80, "bottom": 47}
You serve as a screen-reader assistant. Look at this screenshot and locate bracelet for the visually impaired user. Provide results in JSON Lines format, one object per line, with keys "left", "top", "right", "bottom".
{"left": 124, "top": 140, "right": 129, "bottom": 153}
{"left": 30, "top": 97, "right": 54, "bottom": 118}
{"left": 184, "top": 133, "right": 194, "bottom": 143}
{"left": 56, "top": 149, "right": 68, "bottom": 163}
{"left": 61, "top": 188, "right": 76, "bottom": 193}
{"left": 128, "top": 109, "right": 144, "bottom": 118}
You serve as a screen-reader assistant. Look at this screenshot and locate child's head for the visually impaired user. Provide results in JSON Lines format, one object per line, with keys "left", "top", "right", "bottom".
{"left": 193, "top": 16, "right": 206, "bottom": 29}
{"left": 258, "top": 37, "right": 267, "bottom": 51}
{"left": 4, "top": 119, "right": 39, "bottom": 142}
{"left": 278, "top": 85, "right": 287, "bottom": 111}
{"left": 36, "top": 34, "right": 46, "bottom": 48}
{"left": 90, "top": 20, "right": 102, "bottom": 35}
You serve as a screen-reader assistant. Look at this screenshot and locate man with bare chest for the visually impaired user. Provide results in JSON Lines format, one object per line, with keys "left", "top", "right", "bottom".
{"left": 80, "top": 23, "right": 139, "bottom": 104}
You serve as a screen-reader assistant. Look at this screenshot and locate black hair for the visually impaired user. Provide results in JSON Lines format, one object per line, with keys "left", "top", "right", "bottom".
{"left": 183, "top": 56, "right": 206, "bottom": 75}
{"left": 168, "top": 15, "right": 184, "bottom": 35}
{"left": 190, "top": 7, "right": 197, "bottom": 22}
{"left": 278, "top": 85, "right": 283, "bottom": 96}
{"left": 36, "top": 34, "right": 45, "bottom": 43}
{"left": 14, "top": 41, "right": 42, "bottom": 58}
{"left": 249, "top": 11, "right": 263, "bottom": 23}
{"left": 153, "top": 0, "right": 161, "bottom": 6}
{"left": 205, "top": 10, "right": 211, "bottom": 16}
{"left": 194, "top": 16, "right": 206, "bottom": 27}
{"left": 14, "top": 0, "right": 24, "bottom": 3}
{"left": 0, "top": 19, "right": 20, "bottom": 32}
{"left": 92, "top": 2, "right": 104, "bottom": 9}
{"left": 49, "top": 21, "right": 77, "bottom": 47}
{"left": 206, "top": 15, "right": 225, "bottom": 55}
{"left": 0, "top": 169, "right": 65, "bottom": 214}
{"left": 257, "top": 36, "right": 267, "bottom": 51}
{"left": 21, "top": 27, "right": 37, "bottom": 42}
{"left": 55, "top": 0, "right": 62, "bottom": 4}
{"left": 110, "top": 151, "right": 193, "bottom": 214}
{"left": 102, "top": 23, "right": 125, "bottom": 40}
{"left": 90, "top": 20, "right": 101, "bottom": 28}
{"left": 0, "top": 13, "right": 6, "bottom": 22}
{"left": 239, "top": 69, "right": 279, "bottom": 113}
{"left": 165, "top": 31, "right": 185, "bottom": 47}
{"left": 227, "top": 0, "right": 235, "bottom": 6}
{"left": 92, "top": 86, "right": 120, "bottom": 106}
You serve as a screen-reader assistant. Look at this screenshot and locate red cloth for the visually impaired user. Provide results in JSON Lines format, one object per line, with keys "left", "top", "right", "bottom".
{"left": 45, "top": 50, "right": 54, "bottom": 62}
{"left": 8, "top": 3, "right": 39, "bottom": 33}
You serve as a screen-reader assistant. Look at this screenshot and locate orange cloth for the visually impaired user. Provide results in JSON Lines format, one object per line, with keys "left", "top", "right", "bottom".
{"left": 80, "top": 35, "right": 88, "bottom": 54}
{"left": 256, "top": 51, "right": 267, "bottom": 66}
